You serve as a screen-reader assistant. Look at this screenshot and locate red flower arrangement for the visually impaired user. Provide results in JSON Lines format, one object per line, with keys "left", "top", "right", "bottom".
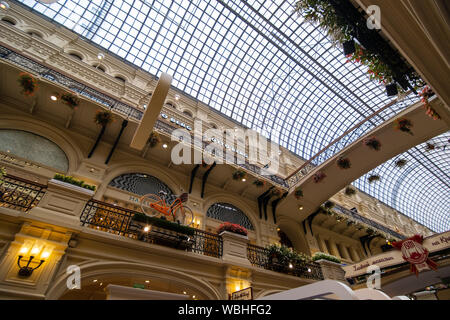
{"left": 336, "top": 157, "right": 351, "bottom": 169}
{"left": 395, "top": 118, "right": 413, "bottom": 135}
{"left": 313, "top": 171, "right": 326, "bottom": 183}
{"left": 61, "top": 93, "right": 80, "bottom": 109}
{"left": 17, "top": 72, "right": 38, "bottom": 97}
{"left": 363, "top": 137, "right": 381, "bottom": 151}
{"left": 217, "top": 222, "right": 248, "bottom": 237}
{"left": 419, "top": 86, "right": 441, "bottom": 120}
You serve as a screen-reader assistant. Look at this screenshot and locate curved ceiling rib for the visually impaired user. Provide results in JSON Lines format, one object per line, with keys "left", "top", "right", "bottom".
{"left": 16, "top": 0, "right": 447, "bottom": 232}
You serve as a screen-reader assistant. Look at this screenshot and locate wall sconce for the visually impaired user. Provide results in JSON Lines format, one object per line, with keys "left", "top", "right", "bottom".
{"left": 17, "top": 241, "right": 52, "bottom": 277}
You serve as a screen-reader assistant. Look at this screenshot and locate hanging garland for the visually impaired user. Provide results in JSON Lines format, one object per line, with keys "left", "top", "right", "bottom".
{"left": 294, "top": 187, "right": 303, "bottom": 199}
{"left": 313, "top": 171, "right": 326, "bottom": 183}
{"left": 232, "top": 170, "right": 247, "bottom": 180}
{"left": 419, "top": 86, "right": 441, "bottom": 120}
{"left": 345, "top": 186, "right": 356, "bottom": 196}
{"left": 336, "top": 156, "right": 351, "bottom": 169}
{"left": 253, "top": 179, "right": 266, "bottom": 187}
{"left": 363, "top": 137, "right": 381, "bottom": 151}
{"left": 61, "top": 93, "right": 80, "bottom": 109}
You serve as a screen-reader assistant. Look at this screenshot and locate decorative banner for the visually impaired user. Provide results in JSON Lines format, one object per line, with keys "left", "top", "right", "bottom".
{"left": 392, "top": 235, "right": 438, "bottom": 276}
{"left": 231, "top": 287, "right": 253, "bottom": 300}
{"left": 343, "top": 231, "right": 450, "bottom": 278}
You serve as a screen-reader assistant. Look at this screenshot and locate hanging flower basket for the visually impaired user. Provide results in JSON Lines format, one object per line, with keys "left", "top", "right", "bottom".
{"left": 61, "top": 93, "right": 80, "bottom": 109}
{"left": 253, "top": 179, "right": 265, "bottom": 187}
{"left": 419, "top": 86, "right": 441, "bottom": 120}
{"left": 18, "top": 72, "right": 38, "bottom": 97}
{"left": 368, "top": 175, "right": 380, "bottom": 183}
{"left": 336, "top": 157, "right": 351, "bottom": 169}
{"left": 294, "top": 187, "right": 303, "bottom": 199}
{"left": 425, "top": 143, "right": 435, "bottom": 151}
{"left": 94, "top": 109, "right": 113, "bottom": 126}
{"left": 217, "top": 222, "right": 248, "bottom": 237}
{"left": 232, "top": 170, "right": 247, "bottom": 180}
{"left": 313, "top": 171, "right": 326, "bottom": 183}
{"left": 271, "top": 188, "right": 282, "bottom": 197}
{"left": 324, "top": 200, "right": 335, "bottom": 210}
{"left": 345, "top": 186, "right": 356, "bottom": 196}
{"left": 148, "top": 131, "right": 161, "bottom": 148}
{"left": 395, "top": 159, "right": 407, "bottom": 168}
{"left": 395, "top": 118, "right": 413, "bottom": 135}
{"left": 363, "top": 137, "right": 381, "bottom": 151}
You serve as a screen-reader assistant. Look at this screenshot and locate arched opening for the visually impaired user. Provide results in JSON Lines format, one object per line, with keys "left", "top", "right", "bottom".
{"left": 93, "top": 64, "right": 106, "bottom": 72}
{"left": 108, "top": 173, "right": 174, "bottom": 198}
{"left": 183, "top": 110, "right": 193, "bottom": 117}
{"left": 1, "top": 17, "right": 16, "bottom": 25}
{"left": 68, "top": 52, "right": 83, "bottom": 61}
{"left": 114, "top": 75, "right": 126, "bottom": 83}
{"left": 27, "top": 30, "right": 43, "bottom": 38}
{"left": 0, "top": 129, "right": 69, "bottom": 172}
{"left": 206, "top": 203, "right": 254, "bottom": 231}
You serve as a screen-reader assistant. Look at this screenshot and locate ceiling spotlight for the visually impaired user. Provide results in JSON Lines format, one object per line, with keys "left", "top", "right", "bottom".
{"left": 145, "top": 280, "right": 150, "bottom": 283}
{"left": 242, "top": 178, "right": 246, "bottom": 182}
{"left": 0, "top": 1, "right": 9, "bottom": 11}
{"left": 143, "top": 226, "right": 150, "bottom": 232}
{"left": 175, "top": 94, "right": 180, "bottom": 101}
{"left": 183, "top": 291, "right": 187, "bottom": 295}
{"left": 298, "top": 205, "right": 304, "bottom": 211}
{"left": 289, "top": 263, "right": 293, "bottom": 269}
{"left": 97, "top": 52, "right": 105, "bottom": 60}
{"left": 276, "top": 227, "right": 280, "bottom": 232}
{"left": 93, "top": 279, "right": 98, "bottom": 283}
{"left": 143, "top": 104, "right": 147, "bottom": 109}
{"left": 307, "top": 268, "right": 311, "bottom": 273}
{"left": 50, "top": 94, "right": 58, "bottom": 101}
{"left": 162, "top": 143, "right": 168, "bottom": 149}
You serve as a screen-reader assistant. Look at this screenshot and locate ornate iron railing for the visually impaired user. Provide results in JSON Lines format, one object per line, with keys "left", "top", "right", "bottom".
{"left": 80, "top": 199, "right": 223, "bottom": 258}
{"left": 247, "top": 244, "right": 324, "bottom": 280}
{"left": 332, "top": 204, "right": 405, "bottom": 240}
{"left": 0, "top": 175, "right": 46, "bottom": 211}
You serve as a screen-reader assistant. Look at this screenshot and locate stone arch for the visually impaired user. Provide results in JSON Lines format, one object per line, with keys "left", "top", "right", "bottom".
{"left": 277, "top": 216, "right": 310, "bottom": 255}
{"left": 0, "top": 114, "right": 83, "bottom": 174}
{"left": 96, "top": 161, "right": 183, "bottom": 200}
{"left": 203, "top": 193, "right": 261, "bottom": 241}
{"left": 46, "top": 260, "right": 221, "bottom": 300}
{"left": 25, "top": 28, "right": 45, "bottom": 39}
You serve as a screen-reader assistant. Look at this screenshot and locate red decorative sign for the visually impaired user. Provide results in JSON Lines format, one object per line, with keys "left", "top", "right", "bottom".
{"left": 392, "top": 235, "right": 438, "bottom": 276}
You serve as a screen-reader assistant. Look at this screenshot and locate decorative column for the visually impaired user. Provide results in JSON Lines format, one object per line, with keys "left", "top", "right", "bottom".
{"left": 28, "top": 179, "right": 95, "bottom": 227}
{"left": 340, "top": 244, "right": 352, "bottom": 262}
{"left": 350, "top": 247, "right": 360, "bottom": 262}
{"left": 328, "top": 239, "right": 341, "bottom": 259}
{"left": 317, "top": 235, "right": 329, "bottom": 254}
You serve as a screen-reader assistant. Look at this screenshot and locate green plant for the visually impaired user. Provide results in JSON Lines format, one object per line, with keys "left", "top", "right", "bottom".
{"left": 324, "top": 200, "right": 335, "bottom": 210}
{"left": 53, "top": 174, "right": 96, "bottom": 191}
{"left": 94, "top": 110, "right": 113, "bottom": 126}
{"left": 253, "top": 179, "right": 265, "bottom": 187}
{"left": 395, "top": 159, "right": 407, "bottom": 168}
{"left": 345, "top": 186, "right": 356, "bottom": 196}
{"left": 148, "top": 131, "right": 161, "bottom": 148}
{"left": 18, "top": 72, "right": 38, "bottom": 96}
{"left": 312, "top": 252, "right": 341, "bottom": 264}
{"left": 232, "top": 170, "right": 247, "bottom": 180}
{"left": 395, "top": 118, "right": 413, "bottom": 135}
{"left": 61, "top": 93, "right": 80, "bottom": 109}
{"left": 132, "top": 213, "right": 195, "bottom": 236}
{"left": 336, "top": 156, "right": 351, "bottom": 169}
{"left": 363, "top": 137, "right": 381, "bottom": 151}
{"left": 294, "top": 187, "right": 303, "bottom": 199}
{"left": 313, "top": 171, "right": 326, "bottom": 183}
{"left": 266, "top": 243, "right": 311, "bottom": 265}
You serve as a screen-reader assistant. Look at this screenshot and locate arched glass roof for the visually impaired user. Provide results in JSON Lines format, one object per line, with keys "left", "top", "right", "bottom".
{"left": 353, "top": 132, "right": 449, "bottom": 233}
{"left": 16, "top": 0, "right": 446, "bottom": 232}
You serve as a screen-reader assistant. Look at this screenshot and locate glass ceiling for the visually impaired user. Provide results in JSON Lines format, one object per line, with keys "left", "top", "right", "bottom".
{"left": 15, "top": 0, "right": 447, "bottom": 232}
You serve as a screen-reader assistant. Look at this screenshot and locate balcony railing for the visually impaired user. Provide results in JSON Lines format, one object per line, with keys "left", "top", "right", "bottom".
{"left": 0, "top": 175, "right": 46, "bottom": 212}
{"left": 247, "top": 244, "right": 324, "bottom": 280}
{"left": 80, "top": 199, "right": 223, "bottom": 258}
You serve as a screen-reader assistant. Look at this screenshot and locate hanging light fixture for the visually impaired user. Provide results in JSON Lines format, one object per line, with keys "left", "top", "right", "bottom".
{"left": 0, "top": 1, "right": 9, "bottom": 11}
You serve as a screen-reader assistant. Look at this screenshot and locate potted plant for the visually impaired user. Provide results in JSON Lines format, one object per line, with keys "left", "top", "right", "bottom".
{"left": 395, "top": 159, "right": 407, "bottom": 168}
{"left": 294, "top": 187, "right": 303, "bottom": 199}
{"left": 148, "top": 131, "right": 161, "bottom": 148}
{"left": 324, "top": 200, "right": 335, "bottom": 210}
{"left": 94, "top": 109, "right": 114, "bottom": 126}
{"left": 395, "top": 118, "right": 413, "bottom": 135}
{"left": 61, "top": 93, "right": 80, "bottom": 109}
{"left": 313, "top": 171, "right": 326, "bottom": 183}
{"left": 53, "top": 173, "right": 96, "bottom": 191}
{"left": 363, "top": 137, "right": 381, "bottom": 151}
{"left": 368, "top": 175, "right": 380, "bottom": 183}
{"left": 18, "top": 72, "right": 38, "bottom": 96}
{"left": 253, "top": 179, "right": 265, "bottom": 187}
{"left": 217, "top": 222, "right": 248, "bottom": 237}
{"left": 312, "top": 252, "right": 341, "bottom": 264}
{"left": 232, "top": 170, "right": 247, "bottom": 181}
{"left": 336, "top": 156, "right": 351, "bottom": 169}
{"left": 345, "top": 186, "right": 356, "bottom": 196}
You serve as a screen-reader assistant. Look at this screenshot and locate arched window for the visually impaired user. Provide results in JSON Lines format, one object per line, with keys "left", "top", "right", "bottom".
{"left": 68, "top": 52, "right": 83, "bottom": 61}
{"left": 1, "top": 17, "right": 16, "bottom": 25}
{"left": 0, "top": 129, "right": 68, "bottom": 172}
{"left": 183, "top": 110, "right": 193, "bottom": 117}
{"left": 206, "top": 203, "right": 254, "bottom": 230}
{"left": 108, "top": 173, "right": 174, "bottom": 198}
